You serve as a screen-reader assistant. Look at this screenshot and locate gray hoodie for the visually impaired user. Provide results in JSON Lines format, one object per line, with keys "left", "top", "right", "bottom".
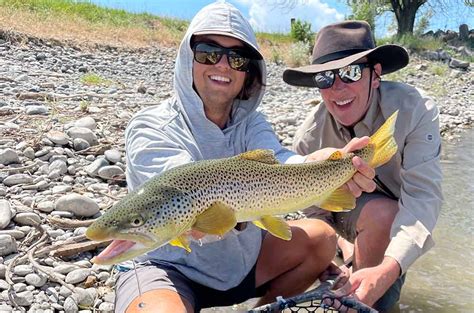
{"left": 124, "top": 1, "right": 304, "bottom": 290}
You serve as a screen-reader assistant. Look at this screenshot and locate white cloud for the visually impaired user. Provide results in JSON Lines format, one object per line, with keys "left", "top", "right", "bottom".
{"left": 234, "top": 0, "right": 344, "bottom": 33}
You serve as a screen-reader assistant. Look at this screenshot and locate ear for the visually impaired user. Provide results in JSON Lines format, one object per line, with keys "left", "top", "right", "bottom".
{"left": 372, "top": 63, "right": 382, "bottom": 89}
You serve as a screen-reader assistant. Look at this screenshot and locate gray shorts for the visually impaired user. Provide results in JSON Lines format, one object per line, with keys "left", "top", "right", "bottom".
{"left": 332, "top": 192, "right": 387, "bottom": 242}
{"left": 114, "top": 263, "right": 266, "bottom": 313}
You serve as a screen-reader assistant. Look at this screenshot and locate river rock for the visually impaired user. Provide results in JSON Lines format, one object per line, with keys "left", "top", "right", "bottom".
{"left": 25, "top": 273, "right": 47, "bottom": 287}
{"left": 67, "top": 127, "right": 98, "bottom": 146}
{"left": 98, "top": 165, "right": 125, "bottom": 179}
{"left": 0, "top": 235, "right": 17, "bottom": 256}
{"left": 65, "top": 269, "right": 91, "bottom": 284}
{"left": 2, "top": 174, "right": 33, "bottom": 186}
{"left": 0, "top": 200, "right": 12, "bottom": 229}
{"left": 46, "top": 130, "right": 70, "bottom": 145}
{"left": 55, "top": 193, "right": 99, "bottom": 217}
{"left": 75, "top": 116, "right": 96, "bottom": 130}
{"left": 0, "top": 148, "right": 20, "bottom": 165}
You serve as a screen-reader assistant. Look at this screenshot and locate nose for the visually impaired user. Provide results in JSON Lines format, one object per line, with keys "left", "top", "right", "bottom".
{"left": 332, "top": 75, "right": 346, "bottom": 90}
{"left": 215, "top": 53, "right": 231, "bottom": 70}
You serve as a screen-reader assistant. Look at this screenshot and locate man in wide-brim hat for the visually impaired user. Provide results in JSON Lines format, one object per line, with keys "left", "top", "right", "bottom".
{"left": 285, "top": 21, "right": 443, "bottom": 311}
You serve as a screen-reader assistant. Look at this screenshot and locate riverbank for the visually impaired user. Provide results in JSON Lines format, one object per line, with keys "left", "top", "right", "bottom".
{"left": 0, "top": 29, "right": 472, "bottom": 312}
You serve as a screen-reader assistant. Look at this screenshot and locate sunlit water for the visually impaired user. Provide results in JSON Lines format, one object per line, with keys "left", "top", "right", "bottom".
{"left": 398, "top": 128, "right": 474, "bottom": 313}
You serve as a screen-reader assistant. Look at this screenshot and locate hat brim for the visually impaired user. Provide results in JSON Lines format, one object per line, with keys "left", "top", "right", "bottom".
{"left": 192, "top": 30, "right": 263, "bottom": 60}
{"left": 283, "top": 44, "right": 408, "bottom": 87}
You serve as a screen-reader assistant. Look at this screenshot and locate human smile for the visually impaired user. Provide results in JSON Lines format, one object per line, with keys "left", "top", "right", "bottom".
{"left": 209, "top": 75, "right": 231, "bottom": 83}
{"left": 335, "top": 98, "right": 354, "bottom": 106}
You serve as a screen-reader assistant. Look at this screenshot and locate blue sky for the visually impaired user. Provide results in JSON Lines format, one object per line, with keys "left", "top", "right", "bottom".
{"left": 90, "top": 0, "right": 473, "bottom": 37}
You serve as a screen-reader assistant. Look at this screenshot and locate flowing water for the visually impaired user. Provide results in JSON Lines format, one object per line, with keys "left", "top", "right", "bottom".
{"left": 398, "top": 128, "right": 474, "bottom": 312}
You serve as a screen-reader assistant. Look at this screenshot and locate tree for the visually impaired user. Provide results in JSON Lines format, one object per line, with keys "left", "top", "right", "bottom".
{"left": 390, "top": 0, "right": 427, "bottom": 36}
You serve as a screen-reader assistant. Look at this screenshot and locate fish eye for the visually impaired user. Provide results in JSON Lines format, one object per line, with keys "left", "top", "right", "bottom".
{"left": 130, "top": 216, "right": 144, "bottom": 227}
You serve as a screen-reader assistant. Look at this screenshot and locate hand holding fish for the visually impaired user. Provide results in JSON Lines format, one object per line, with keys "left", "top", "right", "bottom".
{"left": 305, "top": 136, "right": 376, "bottom": 197}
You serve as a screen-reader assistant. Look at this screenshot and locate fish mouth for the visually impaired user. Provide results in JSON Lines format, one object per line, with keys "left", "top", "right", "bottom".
{"left": 86, "top": 227, "right": 160, "bottom": 265}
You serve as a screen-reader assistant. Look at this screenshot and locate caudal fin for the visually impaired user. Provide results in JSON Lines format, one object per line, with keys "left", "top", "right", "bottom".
{"left": 368, "top": 110, "right": 398, "bottom": 168}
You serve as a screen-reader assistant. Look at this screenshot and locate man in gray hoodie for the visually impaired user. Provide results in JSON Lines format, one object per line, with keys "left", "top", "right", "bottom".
{"left": 115, "top": 2, "right": 376, "bottom": 312}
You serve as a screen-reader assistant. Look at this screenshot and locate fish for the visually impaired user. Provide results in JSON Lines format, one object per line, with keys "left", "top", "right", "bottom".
{"left": 86, "top": 111, "right": 399, "bottom": 265}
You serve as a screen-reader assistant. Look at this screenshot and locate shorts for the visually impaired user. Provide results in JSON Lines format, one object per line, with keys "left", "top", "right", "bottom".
{"left": 333, "top": 192, "right": 387, "bottom": 242}
{"left": 114, "top": 262, "right": 267, "bottom": 313}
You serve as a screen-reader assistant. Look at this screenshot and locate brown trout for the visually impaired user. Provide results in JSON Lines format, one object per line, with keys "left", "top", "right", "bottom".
{"left": 86, "top": 111, "right": 398, "bottom": 265}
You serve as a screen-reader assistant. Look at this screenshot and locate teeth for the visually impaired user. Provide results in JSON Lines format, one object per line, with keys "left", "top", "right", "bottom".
{"left": 335, "top": 99, "right": 353, "bottom": 106}
{"left": 210, "top": 75, "right": 230, "bottom": 83}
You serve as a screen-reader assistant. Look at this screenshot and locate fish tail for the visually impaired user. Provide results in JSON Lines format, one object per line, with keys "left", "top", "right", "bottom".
{"left": 368, "top": 110, "right": 399, "bottom": 168}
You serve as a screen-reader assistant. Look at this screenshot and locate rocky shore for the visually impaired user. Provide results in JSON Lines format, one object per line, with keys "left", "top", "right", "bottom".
{"left": 0, "top": 33, "right": 472, "bottom": 312}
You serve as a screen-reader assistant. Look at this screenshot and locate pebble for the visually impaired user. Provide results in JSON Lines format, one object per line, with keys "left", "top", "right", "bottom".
{"left": 55, "top": 193, "right": 99, "bottom": 217}
{"left": 65, "top": 269, "right": 92, "bottom": 284}
{"left": 0, "top": 235, "right": 17, "bottom": 256}
{"left": 0, "top": 148, "right": 20, "bottom": 165}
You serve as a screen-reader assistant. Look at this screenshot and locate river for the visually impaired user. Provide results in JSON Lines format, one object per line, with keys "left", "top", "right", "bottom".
{"left": 398, "top": 128, "right": 474, "bottom": 312}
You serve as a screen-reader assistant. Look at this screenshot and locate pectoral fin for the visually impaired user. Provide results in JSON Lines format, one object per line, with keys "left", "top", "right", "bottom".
{"left": 319, "top": 187, "right": 356, "bottom": 212}
{"left": 328, "top": 150, "right": 344, "bottom": 160}
{"left": 192, "top": 201, "right": 237, "bottom": 236}
{"left": 253, "top": 215, "right": 292, "bottom": 240}
{"left": 169, "top": 235, "right": 191, "bottom": 252}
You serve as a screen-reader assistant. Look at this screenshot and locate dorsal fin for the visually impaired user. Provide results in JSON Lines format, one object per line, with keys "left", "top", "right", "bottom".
{"left": 237, "top": 149, "right": 279, "bottom": 164}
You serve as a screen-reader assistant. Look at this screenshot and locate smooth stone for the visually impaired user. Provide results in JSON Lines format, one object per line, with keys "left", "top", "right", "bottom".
{"left": 0, "top": 264, "right": 6, "bottom": 278}
{"left": 0, "top": 200, "right": 12, "bottom": 229}
{"left": 67, "top": 127, "right": 98, "bottom": 146}
{"left": 65, "top": 269, "right": 91, "bottom": 284}
{"left": 0, "top": 230, "right": 25, "bottom": 240}
{"left": 53, "top": 264, "right": 79, "bottom": 275}
{"left": 55, "top": 193, "right": 99, "bottom": 217}
{"left": 26, "top": 105, "right": 48, "bottom": 115}
{"left": 0, "top": 235, "right": 17, "bottom": 256}
{"left": 13, "top": 264, "right": 33, "bottom": 276}
{"left": 98, "top": 165, "right": 124, "bottom": 179}
{"left": 0, "top": 148, "right": 20, "bottom": 165}
{"left": 0, "top": 279, "right": 9, "bottom": 290}
{"left": 25, "top": 273, "right": 47, "bottom": 287}
{"left": 74, "top": 117, "right": 96, "bottom": 130}
{"left": 52, "top": 185, "right": 73, "bottom": 194}
{"left": 98, "top": 302, "right": 114, "bottom": 312}
{"left": 50, "top": 211, "right": 74, "bottom": 218}
{"left": 2, "top": 174, "right": 33, "bottom": 186}
{"left": 104, "top": 149, "right": 121, "bottom": 163}
{"left": 49, "top": 159, "right": 68, "bottom": 175}
{"left": 36, "top": 200, "right": 55, "bottom": 213}
{"left": 13, "top": 212, "right": 41, "bottom": 226}
{"left": 46, "top": 130, "right": 70, "bottom": 145}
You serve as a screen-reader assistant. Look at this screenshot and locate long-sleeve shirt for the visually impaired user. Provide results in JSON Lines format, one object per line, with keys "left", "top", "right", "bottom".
{"left": 293, "top": 81, "right": 443, "bottom": 274}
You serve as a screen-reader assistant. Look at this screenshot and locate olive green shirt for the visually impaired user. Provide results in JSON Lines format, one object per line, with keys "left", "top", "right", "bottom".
{"left": 293, "top": 81, "right": 443, "bottom": 274}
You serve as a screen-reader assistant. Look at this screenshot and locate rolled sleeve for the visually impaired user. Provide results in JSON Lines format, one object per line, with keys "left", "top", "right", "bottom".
{"left": 385, "top": 103, "right": 443, "bottom": 274}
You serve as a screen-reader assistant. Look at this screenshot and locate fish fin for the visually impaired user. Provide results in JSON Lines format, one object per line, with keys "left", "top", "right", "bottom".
{"left": 193, "top": 201, "right": 237, "bottom": 236}
{"left": 253, "top": 216, "right": 292, "bottom": 241}
{"left": 368, "top": 110, "right": 399, "bottom": 168}
{"left": 238, "top": 149, "right": 280, "bottom": 164}
{"left": 169, "top": 235, "right": 191, "bottom": 252}
{"left": 319, "top": 187, "right": 356, "bottom": 212}
{"left": 328, "top": 150, "right": 344, "bottom": 160}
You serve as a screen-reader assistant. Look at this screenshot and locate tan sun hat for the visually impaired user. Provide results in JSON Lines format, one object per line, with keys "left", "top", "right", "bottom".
{"left": 283, "top": 20, "right": 409, "bottom": 87}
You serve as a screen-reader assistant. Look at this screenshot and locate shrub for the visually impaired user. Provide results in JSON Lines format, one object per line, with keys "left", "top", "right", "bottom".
{"left": 290, "top": 19, "right": 314, "bottom": 44}
{"left": 286, "top": 41, "right": 311, "bottom": 67}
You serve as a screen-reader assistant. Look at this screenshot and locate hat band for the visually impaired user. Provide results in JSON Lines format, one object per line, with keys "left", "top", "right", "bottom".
{"left": 312, "top": 48, "right": 370, "bottom": 65}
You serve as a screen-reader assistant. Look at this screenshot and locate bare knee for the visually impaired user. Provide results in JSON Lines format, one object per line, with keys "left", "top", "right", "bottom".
{"left": 294, "top": 219, "right": 337, "bottom": 262}
{"left": 357, "top": 198, "right": 398, "bottom": 234}
{"left": 126, "top": 289, "right": 193, "bottom": 313}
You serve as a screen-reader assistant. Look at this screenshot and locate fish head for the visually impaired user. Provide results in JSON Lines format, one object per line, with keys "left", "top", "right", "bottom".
{"left": 86, "top": 185, "right": 194, "bottom": 264}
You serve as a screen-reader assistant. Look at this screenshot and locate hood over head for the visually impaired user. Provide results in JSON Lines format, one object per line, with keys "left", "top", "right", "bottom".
{"left": 173, "top": 0, "right": 266, "bottom": 136}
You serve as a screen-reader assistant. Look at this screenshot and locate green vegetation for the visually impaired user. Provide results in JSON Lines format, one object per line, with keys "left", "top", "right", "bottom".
{"left": 0, "top": 0, "right": 185, "bottom": 29}
{"left": 290, "top": 19, "right": 314, "bottom": 44}
{"left": 80, "top": 73, "right": 111, "bottom": 86}
{"left": 287, "top": 41, "right": 311, "bottom": 67}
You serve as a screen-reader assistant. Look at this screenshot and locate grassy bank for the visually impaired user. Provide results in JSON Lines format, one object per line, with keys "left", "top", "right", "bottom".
{"left": 0, "top": 0, "right": 462, "bottom": 64}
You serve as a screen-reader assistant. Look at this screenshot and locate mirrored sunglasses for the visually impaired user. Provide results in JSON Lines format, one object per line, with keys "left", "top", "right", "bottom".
{"left": 313, "top": 63, "right": 372, "bottom": 89}
{"left": 192, "top": 42, "right": 252, "bottom": 72}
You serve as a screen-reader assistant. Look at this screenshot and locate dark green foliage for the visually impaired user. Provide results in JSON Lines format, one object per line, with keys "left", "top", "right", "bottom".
{"left": 290, "top": 19, "right": 314, "bottom": 44}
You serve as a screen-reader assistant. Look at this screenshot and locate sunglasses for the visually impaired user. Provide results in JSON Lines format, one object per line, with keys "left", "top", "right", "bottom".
{"left": 192, "top": 42, "right": 252, "bottom": 72}
{"left": 313, "top": 63, "right": 372, "bottom": 89}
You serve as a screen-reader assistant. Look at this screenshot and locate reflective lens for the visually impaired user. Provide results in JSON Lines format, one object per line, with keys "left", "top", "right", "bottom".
{"left": 192, "top": 42, "right": 251, "bottom": 71}
{"left": 313, "top": 63, "right": 370, "bottom": 89}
